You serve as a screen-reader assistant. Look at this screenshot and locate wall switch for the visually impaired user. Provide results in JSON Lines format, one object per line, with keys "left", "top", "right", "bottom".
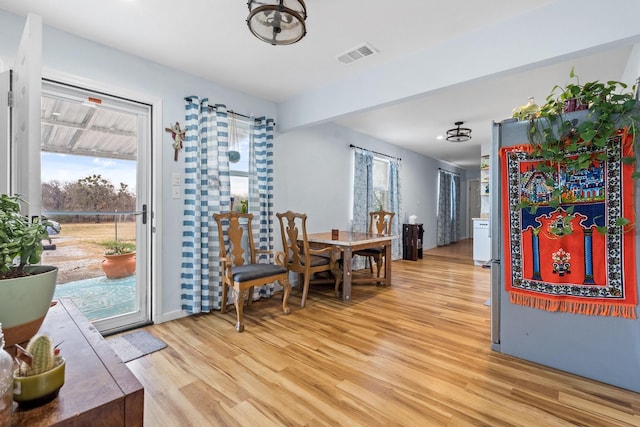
{"left": 172, "top": 172, "right": 181, "bottom": 186}
{"left": 171, "top": 185, "right": 181, "bottom": 199}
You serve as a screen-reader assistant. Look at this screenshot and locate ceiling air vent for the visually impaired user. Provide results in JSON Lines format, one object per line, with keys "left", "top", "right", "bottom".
{"left": 337, "top": 43, "right": 378, "bottom": 64}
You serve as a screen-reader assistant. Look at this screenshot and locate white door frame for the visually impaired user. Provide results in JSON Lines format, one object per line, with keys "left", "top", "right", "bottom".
{"left": 467, "top": 179, "right": 480, "bottom": 239}
{"left": 0, "top": 70, "right": 10, "bottom": 194}
{"left": 42, "top": 70, "right": 163, "bottom": 327}
{"left": 12, "top": 14, "right": 42, "bottom": 219}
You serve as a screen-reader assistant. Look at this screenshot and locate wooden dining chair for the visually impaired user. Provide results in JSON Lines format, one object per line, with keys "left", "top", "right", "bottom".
{"left": 213, "top": 211, "right": 291, "bottom": 332}
{"left": 355, "top": 210, "right": 395, "bottom": 277}
{"left": 276, "top": 211, "right": 342, "bottom": 308}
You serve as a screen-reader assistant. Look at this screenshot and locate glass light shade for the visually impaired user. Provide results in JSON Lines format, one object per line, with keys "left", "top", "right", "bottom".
{"left": 247, "top": 0, "right": 307, "bottom": 45}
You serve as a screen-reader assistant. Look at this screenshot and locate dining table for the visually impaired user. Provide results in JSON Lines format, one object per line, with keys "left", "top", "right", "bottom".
{"left": 305, "top": 230, "right": 398, "bottom": 302}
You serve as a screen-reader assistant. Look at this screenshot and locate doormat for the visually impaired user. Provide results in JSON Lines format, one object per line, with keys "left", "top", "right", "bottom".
{"left": 108, "top": 330, "right": 167, "bottom": 363}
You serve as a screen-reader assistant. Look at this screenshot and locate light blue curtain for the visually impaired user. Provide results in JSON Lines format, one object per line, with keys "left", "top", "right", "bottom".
{"left": 249, "top": 116, "right": 278, "bottom": 299}
{"left": 352, "top": 149, "right": 403, "bottom": 265}
{"left": 181, "top": 98, "right": 230, "bottom": 313}
{"left": 436, "top": 169, "right": 460, "bottom": 246}
{"left": 389, "top": 159, "right": 402, "bottom": 259}
{"left": 452, "top": 173, "right": 460, "bottom": 242}
{"left": 352, "top": 150, "right": 374, "bottom": 270}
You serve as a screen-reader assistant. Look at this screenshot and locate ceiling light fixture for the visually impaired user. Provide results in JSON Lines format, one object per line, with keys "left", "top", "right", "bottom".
{"left": 247, "top": 0, "right": 307, "bottom": 46}
{"left": 446, "top": 121, "right": 472, "bottom": 142}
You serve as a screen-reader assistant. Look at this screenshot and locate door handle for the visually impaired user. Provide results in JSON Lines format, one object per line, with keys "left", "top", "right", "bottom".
{"left": 133, "top": 204, "right": 147, "bottom": 224}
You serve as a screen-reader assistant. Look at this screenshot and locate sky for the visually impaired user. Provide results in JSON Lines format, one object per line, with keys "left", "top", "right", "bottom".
{"left": 41, "top": 152, "right": 137, "bottom": 191}
{"left": 41, "top": 152, "right": 250, "bottom": 198}
{"left": 41, "top": 145, "right": 250, "bottom": 198}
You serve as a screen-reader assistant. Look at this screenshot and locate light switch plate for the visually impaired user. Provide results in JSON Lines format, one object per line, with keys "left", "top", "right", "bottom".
{"left": 171, "top": 172, "right": 181, "bottom": 186}
{"left": 171, "top": 185, "right": 181, "bottom": 199}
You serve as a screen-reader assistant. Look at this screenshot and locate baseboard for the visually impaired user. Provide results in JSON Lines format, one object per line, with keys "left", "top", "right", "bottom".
{"left": 156, "top": 309, "right": 189, "bottom": 324}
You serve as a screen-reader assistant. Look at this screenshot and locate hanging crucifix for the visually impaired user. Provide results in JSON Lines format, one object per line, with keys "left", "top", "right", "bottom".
{"left": 165, "top": 122, "right": 186, "bottom": 161}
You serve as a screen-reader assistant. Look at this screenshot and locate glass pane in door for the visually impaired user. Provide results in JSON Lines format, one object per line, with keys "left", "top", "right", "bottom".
{"left": 38, "top": 81, "right": 151, "bottom": 333}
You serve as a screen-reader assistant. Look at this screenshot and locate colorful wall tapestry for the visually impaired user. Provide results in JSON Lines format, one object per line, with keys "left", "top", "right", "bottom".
{"left": 500, "top": 130, "right": 637, "bottom": 319}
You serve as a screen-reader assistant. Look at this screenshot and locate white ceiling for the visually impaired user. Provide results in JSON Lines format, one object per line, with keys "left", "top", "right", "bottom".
{"left": 0, "top": 0, "right": 637, "bottom": 170}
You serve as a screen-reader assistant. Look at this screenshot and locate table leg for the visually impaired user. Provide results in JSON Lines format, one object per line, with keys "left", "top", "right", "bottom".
{"left": 384, "top": 242, "right": 392, "bottom": 287}
{"left": 343, "top": 247, "right": 352, "bottom": 302}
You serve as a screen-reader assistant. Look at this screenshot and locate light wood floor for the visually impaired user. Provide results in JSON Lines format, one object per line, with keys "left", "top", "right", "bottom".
{"left": 128, "top": 240, "right": 640, "bottom": 426}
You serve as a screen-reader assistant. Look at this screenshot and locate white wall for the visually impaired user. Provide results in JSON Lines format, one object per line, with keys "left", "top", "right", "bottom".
{"left": 622, "top": 43, "right": 640, "bottom": 86}
{"left": 274, "top": 122, "right": 469, "bottom": 251}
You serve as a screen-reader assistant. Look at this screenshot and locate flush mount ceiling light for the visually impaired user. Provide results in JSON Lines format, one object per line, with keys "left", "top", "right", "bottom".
{"left": 247, "top": 0, "right": 307, "bottom": 46}
{"left": 446, "top": 121, "right": 472, "bottom": 142}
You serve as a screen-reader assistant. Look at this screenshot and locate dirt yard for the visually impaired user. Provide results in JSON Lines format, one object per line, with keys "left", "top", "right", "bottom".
{"left": 41, "top": 222, "right": 136, "bottom": 284}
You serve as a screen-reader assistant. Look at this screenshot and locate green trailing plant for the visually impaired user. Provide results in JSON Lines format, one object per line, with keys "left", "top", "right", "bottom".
{"left": 516, "top": 68, "right": 640, "bottom": 234}
{"left": 15, "top": 334, "right": 56, "bottom": 377}
{"left": 527, "top": 68, "right": 640, "bottom": 172}
{"left": 0, "top": 194, "right": 52, "bottom": 279}
{"left": 240, "top": 200, "right": 248, "bottom": 214}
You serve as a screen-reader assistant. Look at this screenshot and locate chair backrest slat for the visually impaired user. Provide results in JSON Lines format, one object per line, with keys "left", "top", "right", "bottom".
{"left": 213, "top": 212, "right": 256, "bottom": 266}
{"left": 277, "top": 211, "right": 310, "bottom": 270}
{"left": 369, "top": 210, "right": 395, "bottom": 235}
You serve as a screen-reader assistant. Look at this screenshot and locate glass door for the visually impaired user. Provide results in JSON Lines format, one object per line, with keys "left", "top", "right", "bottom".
{"left": 39, "top": 80, "right": 152, "bottom": 335}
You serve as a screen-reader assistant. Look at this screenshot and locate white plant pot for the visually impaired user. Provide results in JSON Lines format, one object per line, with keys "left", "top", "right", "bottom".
{"left": 0, "top": 266, "right": 58, "bottom": 350}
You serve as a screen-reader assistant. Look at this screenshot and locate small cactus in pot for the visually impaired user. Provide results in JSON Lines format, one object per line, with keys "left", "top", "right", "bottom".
{"left": 15, "top": 334, "right": 56, "bottom": 377}
{"left": 13, "top": 334, "right": 65, "bottom": 406}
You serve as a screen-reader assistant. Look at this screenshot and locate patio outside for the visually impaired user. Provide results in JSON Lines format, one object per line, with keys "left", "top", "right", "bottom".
{"left": 41, "top": 221, "right": 136, "bottom": 321}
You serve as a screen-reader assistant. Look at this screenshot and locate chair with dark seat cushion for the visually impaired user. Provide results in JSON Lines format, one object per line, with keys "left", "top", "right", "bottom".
{"left": 213, "top": 211, "right": 291, "bottom": 332}
{"left": 277, "top": 211, "right": 342, "bottom": 307}
{"left": 355, "top": 210, "right": 395, "bottom": 277}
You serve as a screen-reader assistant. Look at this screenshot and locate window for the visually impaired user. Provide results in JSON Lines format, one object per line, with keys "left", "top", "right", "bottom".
{"left": 229, "top": 117, "right": 250, "bottom": 211}
{"left": 373, "top": 157, "right": 390, "bottom": 210}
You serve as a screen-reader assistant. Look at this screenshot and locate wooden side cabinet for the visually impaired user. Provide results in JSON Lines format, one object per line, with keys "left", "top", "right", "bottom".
{"left": 11, "top": 298, "right": 144, "bottom": 426}
{"left": 402, "top": 223, "right": 424, "bottom": 261}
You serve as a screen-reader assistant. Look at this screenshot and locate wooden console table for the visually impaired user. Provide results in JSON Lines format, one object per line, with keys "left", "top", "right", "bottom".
{"left": 11, "top": 297, "right": 144, "bottom": 426}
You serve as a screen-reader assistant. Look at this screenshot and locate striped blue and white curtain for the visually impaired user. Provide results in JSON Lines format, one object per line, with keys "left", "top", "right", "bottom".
{"left": 248, "top": 116, "right": 278, "bottom": 299}
{"left": 181, "top": 97, "right": 231, "bottom": 313}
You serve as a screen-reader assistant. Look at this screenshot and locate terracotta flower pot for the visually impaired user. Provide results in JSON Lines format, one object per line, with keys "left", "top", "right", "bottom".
{"left": 101, "top": 252, "right": 136, "bottom": 279}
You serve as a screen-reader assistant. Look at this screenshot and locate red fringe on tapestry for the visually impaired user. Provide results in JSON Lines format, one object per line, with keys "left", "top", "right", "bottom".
{"left": 509, "top": 293, "right": 637, "bottom": 319}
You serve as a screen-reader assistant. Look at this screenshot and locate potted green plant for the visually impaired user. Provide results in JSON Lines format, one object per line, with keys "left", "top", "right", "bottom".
{"left": 0, "top": 194, "right": 58, "bottom": 350}
{"left": 528, "top": 68, "right": 640, "bottom": 165}
{"left": 13, "top": 334, "right": 65, "bottom": 406}
{"left": 516, "top": 68, "right": 640, "bottom": 232}
{"left": 101, "top": 243, "right": 136, "bottom": 279}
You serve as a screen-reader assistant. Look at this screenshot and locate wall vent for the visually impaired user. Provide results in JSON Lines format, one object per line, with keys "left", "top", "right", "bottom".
{"left": 337, "top": 42, "right": 378, "bottom": 64}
